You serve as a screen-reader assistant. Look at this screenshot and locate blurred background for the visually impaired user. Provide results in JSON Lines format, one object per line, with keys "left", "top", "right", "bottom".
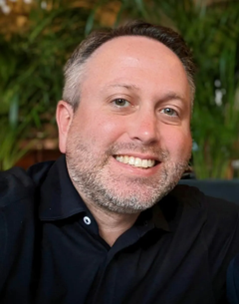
{"left": 0, "top": 0, "right": 238, "bottom": 179}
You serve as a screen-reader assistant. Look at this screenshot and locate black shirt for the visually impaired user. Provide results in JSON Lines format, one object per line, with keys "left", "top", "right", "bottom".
{"left": 227, "top": 254, "right": 239, "bottom": 304}
{"left": 0, "top": 156, "right": 239, "bottom": 304}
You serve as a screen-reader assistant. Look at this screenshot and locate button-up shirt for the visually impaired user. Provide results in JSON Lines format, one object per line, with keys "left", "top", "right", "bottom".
{"left": 0, "top": 156, "right": 239, "bottom": 304}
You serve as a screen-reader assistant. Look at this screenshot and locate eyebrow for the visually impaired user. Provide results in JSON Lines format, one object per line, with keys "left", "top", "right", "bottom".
{"left": 107, "top": 83, "right": 141, "bottom": 91}
{"left": 158, "top": 92, "right": 188, "bottom": 104}
{"left": 104, "top": 84, "right": 188, "bottom": 105}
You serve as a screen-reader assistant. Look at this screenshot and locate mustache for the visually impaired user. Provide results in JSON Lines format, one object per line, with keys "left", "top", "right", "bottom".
{"left": 107, "top": 142, "right": 169, "bottom": 160}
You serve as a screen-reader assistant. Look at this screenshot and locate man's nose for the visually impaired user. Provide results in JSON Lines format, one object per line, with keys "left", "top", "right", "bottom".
{"left": 127, "top": 110, "right": 158, "bottom": 145}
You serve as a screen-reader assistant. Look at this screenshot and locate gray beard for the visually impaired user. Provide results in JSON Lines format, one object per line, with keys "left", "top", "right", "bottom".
{"left": 66, "top": 143, "right": 189, "bottom": 214}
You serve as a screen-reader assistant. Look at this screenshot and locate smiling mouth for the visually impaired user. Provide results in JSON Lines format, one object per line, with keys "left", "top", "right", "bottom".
{"left": 114, "top": 155, "right": 158, "bottom": 169}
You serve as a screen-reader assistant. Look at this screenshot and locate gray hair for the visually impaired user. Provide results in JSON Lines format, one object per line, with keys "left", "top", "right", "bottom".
{"left": 62, "top": 20, "right": 196, "bottom": 110}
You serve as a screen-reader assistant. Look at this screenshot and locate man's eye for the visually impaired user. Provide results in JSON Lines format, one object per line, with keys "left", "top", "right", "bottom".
{"left": 162, "top": 108, "right": 178, "bottom": 117}
{"left": 112, "top": 98, "right": 130, "bottom": 107}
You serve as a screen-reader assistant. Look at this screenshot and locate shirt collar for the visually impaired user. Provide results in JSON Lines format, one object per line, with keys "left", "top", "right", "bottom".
{"left": 39, "top": 155, "right": 88, "bottom": 221}
{"left": 38, "top": 155, "right": 176, "bottom": 232}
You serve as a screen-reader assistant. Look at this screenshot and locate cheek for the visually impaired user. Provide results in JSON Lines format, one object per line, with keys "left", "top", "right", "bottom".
{"left": 162, "top": 128, "right": 192, "bottom": 158}
{"left": 99, "top": 119, "right": 122, "bottom": 135}
{"left": 75, "top": 113, "right": 125, "bottom": 146}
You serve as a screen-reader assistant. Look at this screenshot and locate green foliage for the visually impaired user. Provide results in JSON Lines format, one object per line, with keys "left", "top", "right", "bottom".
{"left": 0, "top": 0, "right": 238, "bottom": 178}
{"left": 0, "top": 2, "right": 96, "bottom": 169}
{"left": 112, "top": 0, "right": 239, "bottom": 178}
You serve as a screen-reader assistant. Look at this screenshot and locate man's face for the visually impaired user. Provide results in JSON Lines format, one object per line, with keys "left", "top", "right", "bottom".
{"left": 57, "top": 36, "right": 192, "bottom": 214}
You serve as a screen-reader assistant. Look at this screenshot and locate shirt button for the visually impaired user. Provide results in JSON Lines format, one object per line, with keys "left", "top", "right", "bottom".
{"left": 83, "top": 216, "right": 91, "bottom": 225}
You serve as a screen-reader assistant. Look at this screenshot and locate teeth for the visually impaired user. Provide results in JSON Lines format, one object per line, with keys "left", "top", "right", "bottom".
{"left": 115, "top": 155, "right": 156, "bottom": 168}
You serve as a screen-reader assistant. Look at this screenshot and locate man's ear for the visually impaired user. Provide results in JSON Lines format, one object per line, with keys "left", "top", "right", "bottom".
{"left": 56, "top": 100, "right": 74, "bottom": 153}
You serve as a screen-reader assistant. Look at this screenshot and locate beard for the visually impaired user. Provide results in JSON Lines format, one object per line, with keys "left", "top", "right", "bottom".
{"left": 65, "top": 135, "right": 190, "bottom": 215}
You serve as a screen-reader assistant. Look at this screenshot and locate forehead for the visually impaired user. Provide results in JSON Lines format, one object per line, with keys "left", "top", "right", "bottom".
{"left": 86, "top": 35, "right": 185, "bottom": 73}
{"left": 80, "top": 36, "right": 190, "bottom": 100}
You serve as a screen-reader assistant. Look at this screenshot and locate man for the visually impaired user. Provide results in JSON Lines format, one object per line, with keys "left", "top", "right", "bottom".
{"left": 0, "top": 20, "right": 238, "bottom": 304}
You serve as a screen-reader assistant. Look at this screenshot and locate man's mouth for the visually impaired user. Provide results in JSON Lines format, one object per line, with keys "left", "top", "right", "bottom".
{"left": 114, "top": 155, "right": 158, "bottom": 169}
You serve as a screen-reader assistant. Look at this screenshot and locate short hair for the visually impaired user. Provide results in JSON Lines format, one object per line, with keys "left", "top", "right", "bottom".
{"left": 63, "top": 20, "right": 196, "bottom": 110}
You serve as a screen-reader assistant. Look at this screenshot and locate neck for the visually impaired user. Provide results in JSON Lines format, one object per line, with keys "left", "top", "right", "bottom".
{"left": 84, "top": 200, "right": 140, "bottom": 247}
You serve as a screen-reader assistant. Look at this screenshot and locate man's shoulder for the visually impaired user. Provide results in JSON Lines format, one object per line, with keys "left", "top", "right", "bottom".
{"left": 0, "top": 161, "right": 55, "bottom": 290}
{"left": 172, "top": 185, "right": 239, "bottom": 218}
{"left": 0, "top": 161, "right": 54, "bottom": 209}
{"left": 171, "top": 184, "right": 239, "bottom": 234}
{"left": 173, "top": 183, "right": 239, "bottom": 208}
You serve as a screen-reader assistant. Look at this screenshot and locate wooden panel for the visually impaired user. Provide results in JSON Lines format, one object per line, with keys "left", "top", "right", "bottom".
{"left": 15, "top": 149, "right": 61, "bottom": 169}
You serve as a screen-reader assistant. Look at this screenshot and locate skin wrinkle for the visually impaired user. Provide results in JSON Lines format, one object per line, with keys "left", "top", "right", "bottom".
{"left": 63, "top": 38, "right": 195, "bottom": 110}
{"left": 64, "top": 39, "right": 195, "bottom": 111}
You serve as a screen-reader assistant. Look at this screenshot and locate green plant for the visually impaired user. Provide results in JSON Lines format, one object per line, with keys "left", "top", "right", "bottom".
{"left": 0, "top": 1, "right": 97, "bottom": 169}
{"left": 97, "top": 0, "right": 239, "bottom": 179}
{"left": 171, "top": 0, "right": 239, "bottom": 178}
{"left": 1, "top": 0, "right": 238, "bottom": 178}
